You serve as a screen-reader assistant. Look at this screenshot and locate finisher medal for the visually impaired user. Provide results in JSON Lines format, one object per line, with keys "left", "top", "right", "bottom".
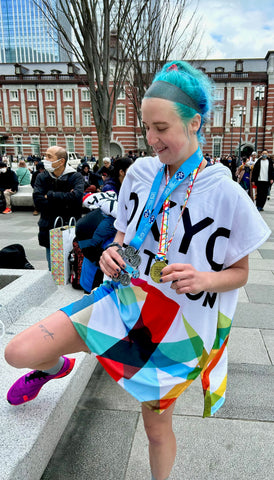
{"left": 150, "top": 260, "right": 168, "bottom": 283}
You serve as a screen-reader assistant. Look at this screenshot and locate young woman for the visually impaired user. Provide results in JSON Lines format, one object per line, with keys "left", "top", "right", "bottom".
{"left": 5, "top": 61, "right": 270, "bottom": 480}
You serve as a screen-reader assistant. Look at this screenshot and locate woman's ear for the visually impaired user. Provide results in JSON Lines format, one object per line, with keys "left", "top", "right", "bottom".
{"left": 190, "top": 114, "right": 201, "bottom": 135}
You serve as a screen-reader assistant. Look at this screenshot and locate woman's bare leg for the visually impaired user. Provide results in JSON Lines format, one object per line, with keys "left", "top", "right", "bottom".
{"left": 142, "top": 402, "right": 176, "bottom": 480}
{"left": 5, "top": 310, "right": 89, "bottom": 370}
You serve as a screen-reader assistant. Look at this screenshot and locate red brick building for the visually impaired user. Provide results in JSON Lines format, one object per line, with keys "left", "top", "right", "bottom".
{"left": 194, "top": 51, "right": 274, "bottom": 158}
{"left": 0, "top": 62, "right": 141, "bottom": 160}
{"left": 0, "top": 51, "right": 273, "bottom": 160}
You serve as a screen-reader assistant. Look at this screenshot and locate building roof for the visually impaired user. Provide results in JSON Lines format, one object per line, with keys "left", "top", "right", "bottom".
{"left": 192, "top": 58, "right": 267, "bottom": 73}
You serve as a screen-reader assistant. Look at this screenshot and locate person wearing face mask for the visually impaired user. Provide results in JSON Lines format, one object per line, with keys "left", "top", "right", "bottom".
{"left": 0, "top": 161, "right": 19, "bottom": 214}
{"left": 251, "top": 150, "right": 274, "bottom": 211}
{"left": 32, "top": 146, "right": 84, "bottom": 269}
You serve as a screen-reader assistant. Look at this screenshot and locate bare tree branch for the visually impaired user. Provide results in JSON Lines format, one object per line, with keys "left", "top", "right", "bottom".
{"left": 33, "top": 0, "right": 205, "bottom": 159}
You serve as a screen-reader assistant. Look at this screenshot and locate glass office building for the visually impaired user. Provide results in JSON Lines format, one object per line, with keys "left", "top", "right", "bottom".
{"left": 0, "top": 0, "right": 65, "bottom": 62}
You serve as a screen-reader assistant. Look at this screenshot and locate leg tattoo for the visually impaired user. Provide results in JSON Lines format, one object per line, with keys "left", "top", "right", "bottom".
{"left": 38, "top": 324, "right": 55, "bottom": 341}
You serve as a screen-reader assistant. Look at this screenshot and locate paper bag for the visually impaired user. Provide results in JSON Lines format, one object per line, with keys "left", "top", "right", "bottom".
{"left": 50, "top": 217, "right": 75, "bottom": 285}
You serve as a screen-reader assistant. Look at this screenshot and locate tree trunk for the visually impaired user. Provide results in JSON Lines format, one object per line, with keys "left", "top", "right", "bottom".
{"left": 97, "top": 126, "right": 111, "bottom": 164}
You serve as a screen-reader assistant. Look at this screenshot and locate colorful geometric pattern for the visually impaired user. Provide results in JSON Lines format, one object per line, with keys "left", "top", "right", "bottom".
{"left": 61, "top": 277, "right": 232, "bottom": 417}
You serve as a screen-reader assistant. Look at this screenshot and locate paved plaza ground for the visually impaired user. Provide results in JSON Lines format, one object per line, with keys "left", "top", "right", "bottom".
{"left": 1, "top": 196, "right": 274, "bottom": 479}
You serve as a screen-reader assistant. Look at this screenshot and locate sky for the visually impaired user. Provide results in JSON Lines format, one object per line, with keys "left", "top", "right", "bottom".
{"left": 196, "top": 0, "right": 274, "bottom": 59}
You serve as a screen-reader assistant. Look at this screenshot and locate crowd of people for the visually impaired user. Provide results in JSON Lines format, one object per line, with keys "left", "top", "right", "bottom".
{"left": 0, "top": 150, "right": 141, "bottom": 216}
{"left": 200, "top": 151, "right": 274, "bottom": 211}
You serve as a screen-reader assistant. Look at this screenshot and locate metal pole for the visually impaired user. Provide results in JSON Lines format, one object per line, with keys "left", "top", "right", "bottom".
{"left": 230, "top": 118, "right": 235, "bottom": 155}
{"left": 238, "top": 112, "right": 243, "bottom": 165}
{"left": 255, "top": 94, "right": 260, "bottom": 153}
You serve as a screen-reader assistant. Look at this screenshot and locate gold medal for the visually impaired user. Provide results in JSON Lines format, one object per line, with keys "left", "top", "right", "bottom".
{"left": 150, "top": 260, "right": 168, "bottom": 283}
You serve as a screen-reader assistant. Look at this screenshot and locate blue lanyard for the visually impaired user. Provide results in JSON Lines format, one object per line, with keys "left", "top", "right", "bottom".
{"left": 130, "top": 147, "right": 204, "bottom": 250}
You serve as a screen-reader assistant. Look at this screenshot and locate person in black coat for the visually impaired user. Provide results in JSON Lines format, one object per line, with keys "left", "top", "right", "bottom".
{"left": 33, "top": 146, "right": 84, "bottom": 269}
{"left": 31, "top": 161, "right": 45, "bottom": 216}
{"left": 31, "top": 161, "right": 45, "bottom": 188}
{"left": 97, "top": 157, "right": 114, "bottom": 178}
{"left": 0, "top": 161, "right": 19, "bottom": 213}
{"left": 251, "top": 150, "right": 274, "bottom": 211}
{"left": 80, "top": 163, "right": 100, "bottom": 191}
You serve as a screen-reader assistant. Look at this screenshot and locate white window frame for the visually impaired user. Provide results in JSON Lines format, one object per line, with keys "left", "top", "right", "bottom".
{"left": 29, "top": 109, "right": 38, "bottom": 126}
{"left": 11, "top": 110, "right": 21, "bottom": 126}
{"left": 46, "top": 109, "right": 56, "bottom": 127}
{"left": 84, "top": 136, "right": 92, "bottom": 156}
{"left": 234, "top": 87, "right": 244, "bottom": 100}
{"left": 212, "top": 136, "right": 222, "bottom": 158}
{"left": 48, "top": 136, "right": 57, "bottom": 147}
{"left": 233, "top": 107, "right": 243, "bottom": 127}
{"left": 252, "top": 107, "right": 263, "bottom": 127}
{"left": 31, "top": 136, "right": 40, "bottom": 155}
{"left": 82, "top": 109, "right": 92, "bottom": 126}
{"left": 81, "top": 88, "right": 90, "bottom": 101}
{"left": 45, "top": 90, "right": 55, "bottom": 101}
{"left": 0, "top": 110, "right": 3, "bottom": 126}
{"left": 66, "top": 136, "right": 75, "bottom": 152}
{"left": 214, "top": 88, "right": 224, "bottom": 100}
{"left": 27, "top": 90, "right": 37, "bottom": 101}
{"left": 10, "top": 90, "right": 19, "bottom": 101}
{"left": 63, "top": 89, "right": 73, "bottom": 101}
{"left": 213, "top": 107, "right": 223, "bottom": 127}
{"left": 118, "top": 88, "right": 126, "bottom": 100}
{"left": 116, "top": 107, "right": 126, "bottom": 126}
{"left": 64, "top": 109, "right": 74, "bottom": 127}
{"left": 14, "top": 136, "right": 22, "bottom": 155}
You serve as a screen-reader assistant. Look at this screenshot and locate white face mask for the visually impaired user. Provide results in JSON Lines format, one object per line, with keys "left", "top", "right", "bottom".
{"left": 43, "top": 159, "right": 60, "bottom": 172}
{"left": 0, "top": 168, "right": 7, "bottom": 173}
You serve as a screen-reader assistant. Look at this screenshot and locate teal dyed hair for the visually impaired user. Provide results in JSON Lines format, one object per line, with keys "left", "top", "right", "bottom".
{"left": 151, "top": 61, "right": 213, "bottom": 144}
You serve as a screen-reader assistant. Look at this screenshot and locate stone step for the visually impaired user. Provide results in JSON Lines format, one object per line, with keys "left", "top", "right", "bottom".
{"left": 0, "top": 269, "right": 57, "bottom": 329}
{"left": 0, "top": 281, "right": 97, "bottom": 480}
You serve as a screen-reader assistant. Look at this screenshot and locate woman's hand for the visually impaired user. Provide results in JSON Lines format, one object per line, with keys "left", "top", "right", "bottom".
{"left": 99, "top": 245, "right": 126, "bottom": 279}
{"left": 160, "top": 256, "right": 248, "bottom": 295}
{"left": 160, "top": 263, "right": 206, "bottom": 295}
{"left": 99, "top": 231, "right": 126, "bottom": 279}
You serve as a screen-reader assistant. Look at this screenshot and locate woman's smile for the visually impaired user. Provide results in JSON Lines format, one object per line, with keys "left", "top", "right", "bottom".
{"left": 142, "top": 97, "right": 200, "bottom": 176}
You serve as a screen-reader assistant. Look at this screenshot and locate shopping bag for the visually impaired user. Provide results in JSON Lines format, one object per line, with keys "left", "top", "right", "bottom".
{"left": 50, "top": 217, "right": 76, "bottom": 285}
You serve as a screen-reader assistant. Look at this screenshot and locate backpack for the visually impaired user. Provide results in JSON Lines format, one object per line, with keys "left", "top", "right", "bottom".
{"left": 0, "top": 191, "right": 6, "bottom": 213}
{"left": 68, "top": 237, "right": 84, "bottom": 289}
{"left": 0, "top": 244, "right": 35, "bottom": 269}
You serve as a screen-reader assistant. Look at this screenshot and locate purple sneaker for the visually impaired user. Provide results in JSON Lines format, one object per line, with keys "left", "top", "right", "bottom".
{"left": 7, "top": 356, "right": 75, "bottom": 406}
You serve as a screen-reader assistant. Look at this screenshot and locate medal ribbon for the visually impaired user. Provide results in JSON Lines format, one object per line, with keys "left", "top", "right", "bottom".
{"left": 156, "top": 168, "right": 170, "bottom": 261}
{"left": 130, "top": 147, "right": 204, "bottom": 251}
{"left": 155, "top": 161, "right": 202, "bottom": 262}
